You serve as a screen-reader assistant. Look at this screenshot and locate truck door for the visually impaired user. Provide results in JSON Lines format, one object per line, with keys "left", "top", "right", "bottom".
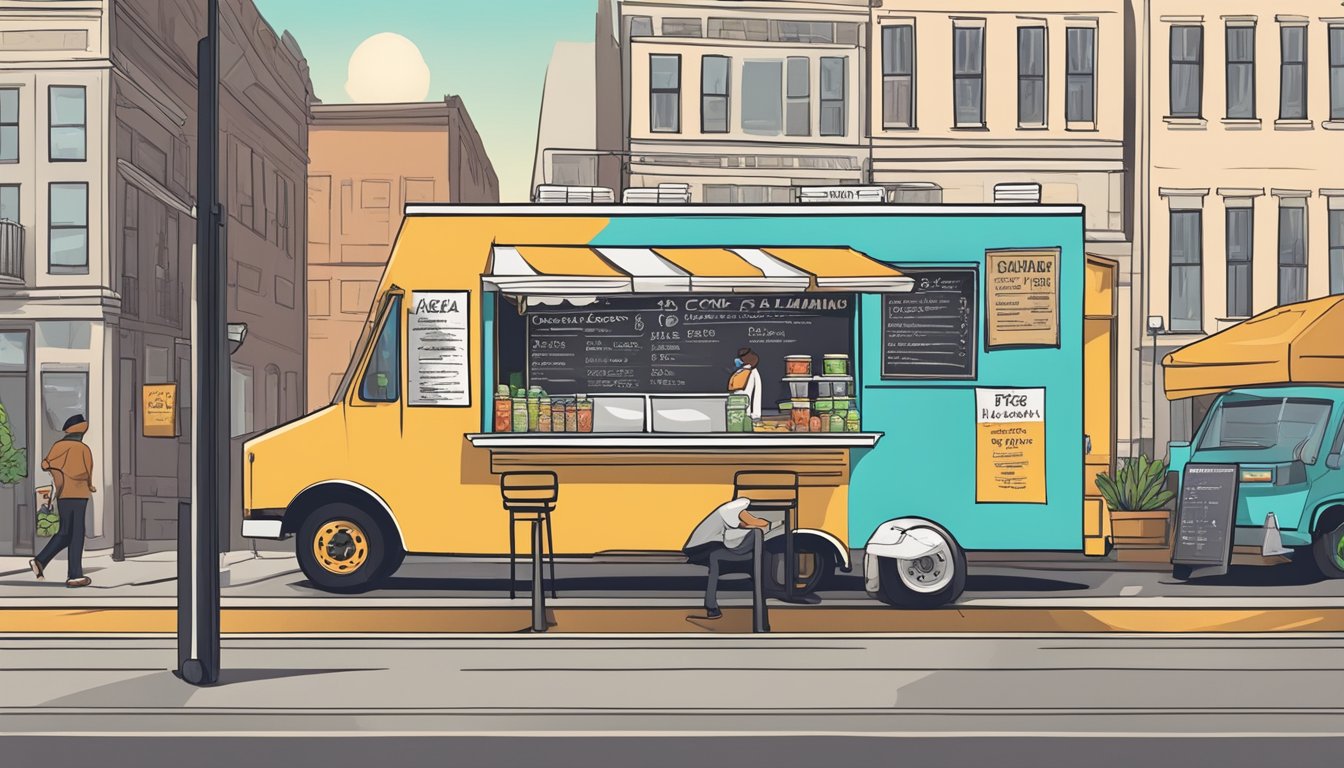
{"left": 1084, "top": 255, "right": 1118, "bottom": 555}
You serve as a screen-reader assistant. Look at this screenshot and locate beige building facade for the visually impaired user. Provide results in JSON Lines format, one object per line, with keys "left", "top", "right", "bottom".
{"left": 1139, "top": 4, "right": 1344, "bottom": 455}
{"left": 0, "top": 0, "right": 312, "bottom": 557}
{"left": 307, "top": 99, "right": 497, "bottom": 410}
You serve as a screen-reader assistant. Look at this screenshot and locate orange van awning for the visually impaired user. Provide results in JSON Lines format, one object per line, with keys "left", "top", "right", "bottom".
{"left": 1162, "top": 296, "right": 1344, "bottom": 399}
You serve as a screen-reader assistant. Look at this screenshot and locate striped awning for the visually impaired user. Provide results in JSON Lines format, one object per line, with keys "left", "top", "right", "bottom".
{"left": 484, "top": 245, "right": 912, "bottom": 295}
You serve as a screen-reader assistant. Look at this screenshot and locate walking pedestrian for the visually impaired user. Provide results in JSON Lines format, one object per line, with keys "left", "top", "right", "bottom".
{"left": 29, "top": 414, "right": 95, "bottom": 588}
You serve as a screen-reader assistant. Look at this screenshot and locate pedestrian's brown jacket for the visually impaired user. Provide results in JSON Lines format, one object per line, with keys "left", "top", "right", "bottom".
{"left": 42, "top": 438, "right": 95, "bottom": 499}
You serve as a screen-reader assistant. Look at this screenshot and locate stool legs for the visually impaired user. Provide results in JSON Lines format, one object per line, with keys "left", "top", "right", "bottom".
{"left": 531, "top": 519, "right": 547, "bottom": 632}
{"left": 508, "top": 516, "right": 517, "bottom": 599}
{"left": 544, "top": 513, "right": 557, "bottom": 599}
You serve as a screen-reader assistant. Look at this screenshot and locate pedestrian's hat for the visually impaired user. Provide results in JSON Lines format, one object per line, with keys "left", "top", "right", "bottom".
{"left": 62, "top": 414, "right": 87, "bottom": 433}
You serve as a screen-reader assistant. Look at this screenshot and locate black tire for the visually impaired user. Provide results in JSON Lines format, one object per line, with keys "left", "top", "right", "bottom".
{"left": 872, "top": 525, "right": 967, "bottom": 608}
{"left": 765, "top": 543, "right": 835, "bottom": 596}
{"left": 296, "top": 503, "right": 401, "bottom": 593}
{"left": 1310, "top": 521, "right": 1344, "bottom": 579}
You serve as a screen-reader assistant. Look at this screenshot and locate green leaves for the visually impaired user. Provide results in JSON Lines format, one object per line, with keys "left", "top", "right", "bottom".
{"left": 0, "top": 402, "right": 23, "bottom": 486}
{"left": 1096, "top": 454, "right": 1175, "bottom": 511}
{"left": 37, "top": 507, "right": 59, "bottom": 537}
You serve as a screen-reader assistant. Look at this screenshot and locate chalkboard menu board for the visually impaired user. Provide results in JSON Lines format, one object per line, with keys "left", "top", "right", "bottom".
{"left": 1171, "top": 463, "right": 1240, "bottom": 578}
{"left": 881, "top": 268, "right": 978, "bottom": 379}
{"left": 525, "top": 294, "right": 854, "bottom": 403}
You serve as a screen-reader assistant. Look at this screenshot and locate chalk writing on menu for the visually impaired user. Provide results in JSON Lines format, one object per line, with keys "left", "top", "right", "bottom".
{"left": 526, "top": 294, "right": 853, "bottom": 400}
{"left": 1172, "top": 464, "right": 1239, "bottom": 567}
{"left": 986, "top": 250, "right": 1060, "bottom": 348}
{"left": 409, "top": 291, "right": 471, "bottom": 407}
{"left": 881, "top": 268, "right": 977, "bottom": 379}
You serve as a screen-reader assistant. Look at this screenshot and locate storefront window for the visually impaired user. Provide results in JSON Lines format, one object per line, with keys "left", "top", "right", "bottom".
{"left": 360, "top": 296, "right": 400, "bottom": 403}
{"left": 40, "top": 371, "right": 87, "bottom": 455}
{"left": 0, "top": 331, "right": 25, "bottom": 370}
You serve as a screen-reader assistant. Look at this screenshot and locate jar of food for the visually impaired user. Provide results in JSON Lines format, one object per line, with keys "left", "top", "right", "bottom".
{"left": 726, "top": 394, "right": 751, "bottom": 433}
{"left": 808, "top": 415, "right": 823, "bottom": 433}
{"left": 785, "top": 355, "right": 812, "bottom": 377}
{"left": 845, "top": 408, "right": 861, "bottom": 433}
{"left": 565, "top": 400, "right": 579, "bottom": 432}
{"left": 537, "top": 396, "right": 552, "bottom": 433}
{"left": 829, "top": 411, "right": 845, "bottom": 433}
{"left": 551, "top": 400, "right": 566, "bottom": 432}
{"left": 823, "top": 354, "right": 849, "bottom": 377}
{"left": 512, "top": 397, "right": 529, "bottom": 433}
{"left": 494, "top": 390, "right": 512, "bottom": 432}
{"left": 814, "top": 398, "right": 833, "bottom": 416}
{"left": 576, "top": 394, "right": 593, "bottom": 433}
{"left": 790, "top": 399, "right": 811, "bottom": 431}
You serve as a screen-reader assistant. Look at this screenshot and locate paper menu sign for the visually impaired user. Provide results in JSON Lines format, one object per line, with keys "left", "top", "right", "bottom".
{"left": 986, "top": 250, "right": 1059, "bottom": 348}
{"left": 975, "top": 388, "right": 1046, "bottom": 504}
{"left": 408, "top": 291, "right": 471, "bottom": 407}
{"left": 142, "top": 383, "right": 177, "bottom": 437}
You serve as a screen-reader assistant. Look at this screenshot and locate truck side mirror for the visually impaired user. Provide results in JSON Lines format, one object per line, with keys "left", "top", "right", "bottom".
{"left": 1329, "top": 453, "right": 1342, "bottom": 470}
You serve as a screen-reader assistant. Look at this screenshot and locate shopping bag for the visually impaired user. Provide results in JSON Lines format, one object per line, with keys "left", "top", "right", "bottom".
{"left": 35, "top": 485, "right": 58, "bottom": 538}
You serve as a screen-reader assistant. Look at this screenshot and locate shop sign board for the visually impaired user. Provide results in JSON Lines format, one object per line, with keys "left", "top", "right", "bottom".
{"left": 1171, "top": 464, "right": 1239, "bottom": 579}
{"left": 985, "top": 249, "right": 1060, "bottom": 349}
{"left": 409, "top": 290, "right": 471, "bottom": 407}
{"left": 798, "top": 186, "right": 885, "bottom": 203}
{"left": 975, "top": 388, "right": 1046, "bottom": 503}
{"left": 142, "top": 383, "right": 177, "bottom": 438}
{"left": 881, "top": 267, "right": 977, "bottom": 380}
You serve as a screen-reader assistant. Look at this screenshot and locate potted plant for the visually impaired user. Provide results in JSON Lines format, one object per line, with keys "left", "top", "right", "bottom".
{"left": 1095, "top": 454, "right": 1176, "bottom": 554}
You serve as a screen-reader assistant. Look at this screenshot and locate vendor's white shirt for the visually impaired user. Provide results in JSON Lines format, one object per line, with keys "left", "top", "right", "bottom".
{"left": 685, "top": 498, "right": 752, "bottom": 549}
{"left": 733, "top": 366, "right": 763, "bottom": 420}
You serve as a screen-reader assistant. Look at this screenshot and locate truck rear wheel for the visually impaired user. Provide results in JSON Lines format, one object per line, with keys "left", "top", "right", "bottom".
{"left": 1310, "top": 521, "right": 1344, "bottom": 579}
{"left": 872, "top": 525, "right": 967, "bottom": 608}
{"left": 296, "top": 503, "right": 401, "bottom": 593}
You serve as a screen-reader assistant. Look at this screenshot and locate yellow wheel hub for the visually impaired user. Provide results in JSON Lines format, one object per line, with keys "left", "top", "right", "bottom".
{"left": 312, "top": 519, "right": 370, "bottom": 575}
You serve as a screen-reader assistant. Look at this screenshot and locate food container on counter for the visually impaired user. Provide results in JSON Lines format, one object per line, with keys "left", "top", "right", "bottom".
{"left": 551, "top": 400, "right": 567, "bottom": 432}
{"left": 511, "top": 397, "right": 529, "bottom": 433}
{"left": 823, "top": 354, "right": 849, "bottom": 377}
{"left": 726, "top": 394, "right": 752, "bottom": 433}
{"left": 787, "top": 380, "right": 811, "bottom": 399}
{"left": 526, "top": 387, "right": 543, "bottom": 431}
{"left": 576, "top": 394, "right": 594, "bottom": 433}
{"left": 829, "top": 411, "right": 845, "bottom": 433}
{"left": 845, "top": 409, "right": 861, "bottom": 433}
{"left": 537, "top": 395, "right": 552, "bottom": 432}
{"left": 494, "top": 389, "right": 512, "bottom": 432}
{"left": 790, "top": 399, "right": 811, "bottom": 431}
{"left": 813, "top": 398, "right": 834, "bottom": 415}
{"left": 565, "top": 400, "right": 579, "bottom": 432}
{"left": 784, "top": 355, "right": 812, "bottom": 377}
{"left": 808, "top": 415, "right": 823, "bottom": 433}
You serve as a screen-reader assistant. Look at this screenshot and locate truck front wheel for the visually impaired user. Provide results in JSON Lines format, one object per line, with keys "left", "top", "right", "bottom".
{"left": 1310, "top": 520, "right": 1344, "bottom": 579}
{"left": 296, "top": 503, "right": 401, "bottom": 593}
{"left": 872, "top": 525, "right": 967, "bottom": 608}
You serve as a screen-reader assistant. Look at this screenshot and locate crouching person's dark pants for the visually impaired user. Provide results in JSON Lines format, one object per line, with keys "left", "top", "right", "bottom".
{"left": 704, "top": 528, "right": 768, "bottom": 632}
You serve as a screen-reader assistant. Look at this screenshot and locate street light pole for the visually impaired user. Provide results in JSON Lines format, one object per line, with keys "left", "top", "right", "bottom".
{"left": 179, "top": 0, "right": 224, "bottom": 687}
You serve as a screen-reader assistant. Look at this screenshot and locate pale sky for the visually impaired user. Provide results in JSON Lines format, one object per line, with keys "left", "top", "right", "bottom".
{"left": 253, "top": 0, "right": 599, "bottom": 201}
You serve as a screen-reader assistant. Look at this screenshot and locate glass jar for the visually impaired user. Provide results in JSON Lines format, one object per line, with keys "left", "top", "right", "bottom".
{"left": 537, "top": 396, "right": 552, "bottom": 433}
{"left": 808, "top": 415, "right": 823, "bottom": 433}
{"left": 576, "top": 394, "right": 593, "bottom": 433}
{"left": 494, "top": 391, "right": 512, "bottom": 433}
{"left": 726, "top": 394, "right": 751, "bottom": 433}
{"left": 845, "top": 408, "right": 861, "bottom": 433}
{"left": 829, "top": 411, "right": 845, "bottom": 433}
{"left": 551, "top": 400, "right": 567, "bottom": 432}
{"left": 823, "top": 354, "right": 849, "bottom": 377}
{"left": 790, "top": 400, "right": 811, "bottom": 431}
{"left": 512, "top": 397, "right": 529, "bottom": 433}
{"left": 565, "top": 400, "right": 579, "bottom": 432}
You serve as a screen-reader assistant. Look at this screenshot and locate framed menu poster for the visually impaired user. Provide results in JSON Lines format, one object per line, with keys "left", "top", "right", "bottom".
{"left": 409, "top": 290, "right": 471, "bottom": 407}
{"left": 985, "top": 249, "right": 1060, "bottom": 349}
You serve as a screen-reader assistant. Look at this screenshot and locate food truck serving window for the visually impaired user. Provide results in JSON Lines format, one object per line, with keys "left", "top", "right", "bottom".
{"left": 495, "top": 293, "right": 855, "bottom": 404}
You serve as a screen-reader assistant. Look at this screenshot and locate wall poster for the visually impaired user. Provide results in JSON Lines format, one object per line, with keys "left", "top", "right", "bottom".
{"left": 409, "top": 290, "right": 471, "bottom": 407}
{"left": 985, "top": 249, "right": 1060, "bottom": 348}
{"left": 975, "top": 388, "right": 1046, "bottom": 504}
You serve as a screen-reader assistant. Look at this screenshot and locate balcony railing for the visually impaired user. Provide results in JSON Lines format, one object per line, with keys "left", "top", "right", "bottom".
{"left": 0, "top": 220, "right": 24, "bottom": 282}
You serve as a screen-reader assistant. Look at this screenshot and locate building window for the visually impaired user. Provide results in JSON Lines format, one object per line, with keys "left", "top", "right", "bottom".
{"left": 360, "top": 296, "right": 401, "bottom": 403}
{"left": 1332, "top": 26, "right": 1344, "bottom": 120}
{"left": 1066, "top": 27, "right": 1096, "bottom": 123}
{"left": 1169, "top": 209, "right": 1203, "bottom": 332}
{"left": 703, "top": 185, "right": 793, "bottom": 204}
{"left": 882, "top": 25, "right": 915, "bottom": 129}
{"left": 627, "top": 15, "right": 653, "bottom": 37}
{"left": 707, "top": 17, "right": 768, "bottom": 41}
{"left": 265, "top": 365, "right": 281, "bottom": 429}
{"left": 1280, "top": 25, "right": 1308, "bottom": 120}
{"left": 785, "top": 57, "right": 810, "bottom": 136}
{"left": 1226, "top": 205, "right": 1254, "bottom": 317}
{"left": 1278, "top": 200, "right": 1307, "bottom": 304}
{"left": 953, "top": 26, "right": 985, "bottom": 126}
{"left": 701, "top": 55, "right": 730, "bottom": 133}
{"left": 0, "top": 88, "right": 17, "bottom": 163}
{"left": 1170, "top": 26, "right": 1204, "bottom": 117}
{"left": 230, "top": 362, "right": 253, "bottom": 437}
{"left": 662, "top": 18, "right": 702, "bottom": 37}
{"left": 1330, "top": 207, "right": 1344, "bottom": 294}
{"left": 776, "top": 21, "right": 834, "bottom": 44}
{"left": 48, "top": 182, "right": 88, "bottom": 274}
{"left": 741, "top": 59, "right": 783, "bottom": 135}
{"left": 819, "top": 56, "right": 847, "bottom": 136}
{"left": 1226, "top": 25, "right": 1256, "bottom": 119}
{"left": 649, "top": 54, "right": 681, "bottom": 133}
{"left": 48, "top": 86, "right": 86, "bottom": 162}
{"left": 1018, "top": 26, "right": 1046, "bottom": 126}
{"left": 41, "top": 371, "right": 88, "bottom": 457}
{"left": 0, "top": 184, "right": 17, "bottom": 223}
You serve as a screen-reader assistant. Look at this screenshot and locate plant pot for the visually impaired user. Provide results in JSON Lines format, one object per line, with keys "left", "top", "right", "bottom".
{"left": 1109, "top": 509, "right": 1173, "bottom": 563}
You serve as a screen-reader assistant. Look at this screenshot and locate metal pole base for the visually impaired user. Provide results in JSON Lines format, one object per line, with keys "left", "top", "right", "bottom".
{"left": 179, "top": 659, "right": 213, "bottom": 686}
{"left": 531, "top": 520, "right": 547, "bottom": 632}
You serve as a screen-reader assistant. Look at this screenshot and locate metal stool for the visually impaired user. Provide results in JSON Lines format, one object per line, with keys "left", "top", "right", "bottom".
{"left": 502, "top": 471, "right": 558, "bottom": 600}
{"left": 734, "top": 470, "right": 800, "bottom": 602}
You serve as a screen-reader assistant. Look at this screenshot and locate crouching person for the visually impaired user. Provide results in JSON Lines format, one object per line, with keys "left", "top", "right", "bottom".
{"left": 682, "top": 497, "right": 773, "bottom": 631}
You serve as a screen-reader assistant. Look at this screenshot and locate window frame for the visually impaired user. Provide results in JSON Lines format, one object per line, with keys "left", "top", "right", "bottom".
{"left": 1280, "top": 24, "right": 1308, "bottom": 121}
{"left": 1225, "top": 24, "right": 1257, "bottom": 119}
{"left": 0, "top": 182, "right": 18, "bottom": 223}
{"left": 700, "top": 55, "right": 731, "bottom": 134}
{"left": 0, "top": 87, "right": 18, "bottom": 164}
{"left": 353, "top": 292, "right": 402, "bottom": 406}
{"left": 1169, "top": 207, "right": 1204, "bottom": 333}
{"left": 48, "top": 85, "right": 87, "bottom": 163}
{"left": 1017, "top": 26, "right": 1047, "bottom": 128}
{"left": 1066, "top": 26, "right": 1097, "bottom": 124}
{"left": 1225, "top": 204, "right": 1254, "bottom": 318}
{"left": 952, "top": 25, "right": 986, "bottom": 128}
{"left": 1331, "top": 206, "right": 1344, "bottom": 295}
{"left": 819, "top": 55, "right": 847, "bottom": 137}
{"left": 1331, "top": 25, "right": 1344, "bottom": 121}
{"left": 882, "top": 24, "right": 915, "bottom": 129}
{"left": 1169, "top": 25, "right": 1205, "bottom": 118}
{"left": 649, "top": 53, "right": 682, "bottom": 134}
{"left": 785, "top": 56, "right": 810, "bottom": 137}
{"left": 1277, "top": 199, "right": 1308, "bottom": 305}
{"left": 740, "top": 58, "right": 784, "bottom": 136}
{"left": 48, "top": 181, "right": 89, "bottom": 275}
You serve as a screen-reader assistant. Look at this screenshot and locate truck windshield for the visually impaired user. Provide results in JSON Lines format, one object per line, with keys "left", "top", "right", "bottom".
{"left": 1197, "top": 396, "right": 1333, "bottom": 464}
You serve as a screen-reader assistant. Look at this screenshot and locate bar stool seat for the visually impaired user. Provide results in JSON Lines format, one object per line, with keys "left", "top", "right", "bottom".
{"left": 501, "top": 471, "right": 558, "bottom": 599}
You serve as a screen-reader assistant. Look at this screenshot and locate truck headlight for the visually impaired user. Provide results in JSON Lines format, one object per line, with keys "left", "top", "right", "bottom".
{"left": 1240, "top": 468, "right": 1274, "bottom": 483}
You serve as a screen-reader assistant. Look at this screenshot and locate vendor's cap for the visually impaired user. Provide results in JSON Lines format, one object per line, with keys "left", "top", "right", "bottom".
{"left": 62, "top": 414, "right": 87, "bottom": 432}
{"left": 715, "top": 497, "right": 752, "bottom": 516}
